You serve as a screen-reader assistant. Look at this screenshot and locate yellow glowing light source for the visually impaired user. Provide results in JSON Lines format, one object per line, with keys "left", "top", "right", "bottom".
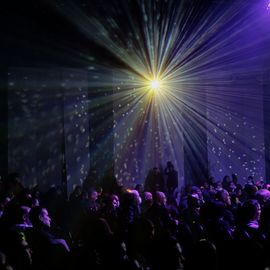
{"left": 150, "top": 80, "right": 160, "bottom": 89}
{"left": 150, "top": 79, "right": 161, "bottom": 91}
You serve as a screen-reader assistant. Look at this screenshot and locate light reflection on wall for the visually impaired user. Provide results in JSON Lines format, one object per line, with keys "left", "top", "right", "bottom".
{"left": 206, "top": 80, "right": 265, "bottom": 183}
{"left": 8, "top": 68, "right": 91, "bottom": 192}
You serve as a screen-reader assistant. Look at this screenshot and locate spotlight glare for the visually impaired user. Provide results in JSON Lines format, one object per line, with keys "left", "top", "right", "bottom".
{"left": 150, "top": 79, "right": 160, "bottom": 90}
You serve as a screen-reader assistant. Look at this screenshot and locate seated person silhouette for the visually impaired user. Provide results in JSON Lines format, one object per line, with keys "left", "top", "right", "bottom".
{"left": 26, "top": 206, "right": 70, "bottom": 270}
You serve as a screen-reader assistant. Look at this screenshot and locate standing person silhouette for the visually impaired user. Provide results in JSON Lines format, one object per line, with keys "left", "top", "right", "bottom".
{"left": 144, "top": 167, "right": 165, "bottom": 193}
{"left": 164, "top": 161, "right": 178, "bottom": 196}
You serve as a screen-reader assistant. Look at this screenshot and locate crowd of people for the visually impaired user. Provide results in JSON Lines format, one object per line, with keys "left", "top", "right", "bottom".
{"left": 0, "top": 167, "right": 270, "bottom": 270}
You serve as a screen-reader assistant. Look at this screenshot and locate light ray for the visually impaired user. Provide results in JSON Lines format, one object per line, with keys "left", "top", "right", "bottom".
{"left": 43, "top": 0, "right": 270, "bottom": 185}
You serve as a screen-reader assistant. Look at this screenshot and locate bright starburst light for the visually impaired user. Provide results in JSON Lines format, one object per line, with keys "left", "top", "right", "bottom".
{"left": 49, "top": 0, "right": 269, "bottom": 186}
{"left": 147, "top": 75, "right": 167, "bottom": 93}
{"left": 150, "top": 79, "right": 160, "bottom": 91}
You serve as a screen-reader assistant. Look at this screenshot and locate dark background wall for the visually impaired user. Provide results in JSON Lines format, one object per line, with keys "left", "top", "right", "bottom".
{"left": 263, "top": 33, "right": 270, "bottom": 182}
{"left": 4, "top": 0, "right": 270, "bottom": 192}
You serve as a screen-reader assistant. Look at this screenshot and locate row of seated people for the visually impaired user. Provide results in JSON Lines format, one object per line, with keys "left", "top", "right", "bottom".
{"left": 0, "top": 174, "right": 270, "bottom": 269}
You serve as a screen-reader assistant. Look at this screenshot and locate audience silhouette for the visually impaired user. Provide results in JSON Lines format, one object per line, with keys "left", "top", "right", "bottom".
{"left": 0, "top": 169, "right": 270, "bottom": 270}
